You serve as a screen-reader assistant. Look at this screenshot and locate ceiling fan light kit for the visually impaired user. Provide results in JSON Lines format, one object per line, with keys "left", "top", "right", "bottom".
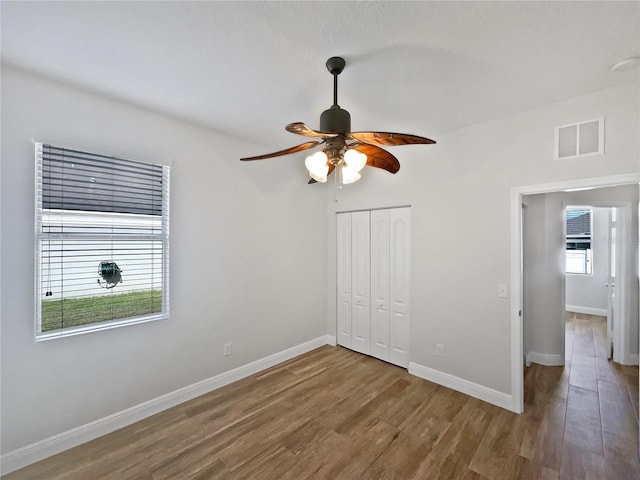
{"left": 343, "top": 149, "right": 367, "bottom": 170}
{"left": 240, "top": 56, "right": 436, "bottom": 185}
{"left": 305, "top": 151, "right": 330, "bottom": 183}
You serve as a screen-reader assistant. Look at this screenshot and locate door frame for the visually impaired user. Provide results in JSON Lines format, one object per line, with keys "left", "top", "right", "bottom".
{"left": 607, "top": 206, "right": 616, "bottom": 360}
{"left": 563, "top": 202, "right": 631, "bottom": 363}
{"left": 510, "top": 173, "right": 639, "bottom": 413}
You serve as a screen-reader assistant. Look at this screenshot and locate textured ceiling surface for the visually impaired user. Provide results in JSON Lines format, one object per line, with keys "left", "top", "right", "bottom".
{"left": 2, "top": 1, "right": 639, "bottom": 148}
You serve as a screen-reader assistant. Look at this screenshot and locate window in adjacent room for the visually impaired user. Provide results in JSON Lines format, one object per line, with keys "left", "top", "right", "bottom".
{"left": 565, "top": 207, "right": 592, "bottom": 275}
{"left": 35, "top": 143, "right": 170, "bottom": 340}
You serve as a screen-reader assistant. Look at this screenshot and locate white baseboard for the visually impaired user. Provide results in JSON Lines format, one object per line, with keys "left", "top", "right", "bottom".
{"left": 0, "top": 335, "right": 336, "bottom": 475}
{"left": 408, "top": 362, "right": 517, "bottom": 413}
{"left": 565, "top": 305, "right": 607, "bottom": 316}
{"left": 526, "top": 351, "right": 564, "bottom": 367}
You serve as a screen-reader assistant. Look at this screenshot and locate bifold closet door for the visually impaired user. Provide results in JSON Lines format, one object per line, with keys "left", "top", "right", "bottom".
{"left": 350, "top": 211, "right": 371, "bottom": 355}
{"left": 389, "top": 207, "right": 410, "bottom": 367}
{"left": 336, "top": 208, "right": 410, "bottom": 367}
{"left": 371, "top": 209, "right": 390, "bottom": 362}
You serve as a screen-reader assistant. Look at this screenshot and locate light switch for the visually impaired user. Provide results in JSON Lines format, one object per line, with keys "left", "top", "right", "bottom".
{"left": 498, "top": 283, "right": 508, "bottom": 298}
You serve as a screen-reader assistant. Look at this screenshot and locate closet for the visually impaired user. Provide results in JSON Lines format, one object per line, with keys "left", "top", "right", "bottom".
{"left": 336, "top": 207, "right": 411, "bottom": 368}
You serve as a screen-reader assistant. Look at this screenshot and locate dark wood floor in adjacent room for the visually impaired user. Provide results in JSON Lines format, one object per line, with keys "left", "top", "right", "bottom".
{"left": 5, "top": 313, "right": 638, "bottom": 479}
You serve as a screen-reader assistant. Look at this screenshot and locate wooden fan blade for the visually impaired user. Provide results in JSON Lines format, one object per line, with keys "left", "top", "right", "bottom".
{"left": 351, "top": 143, "right": 400, "bottom": 174}
{"left": 240, "top": 141, "right": 321, "bottom": 161}
{"left": 350, "top": 131, "right": 435, "bottom": 146}
{"left": 308, "top": 163, "right": 335, "bottom": 184}
{"left": 286, "top": 122, "right": 339, "bottom": 139}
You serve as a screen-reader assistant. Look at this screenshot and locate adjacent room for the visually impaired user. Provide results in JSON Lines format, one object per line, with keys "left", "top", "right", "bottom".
{"left": 1, "top": 1, "right": 639, "bottom": 478}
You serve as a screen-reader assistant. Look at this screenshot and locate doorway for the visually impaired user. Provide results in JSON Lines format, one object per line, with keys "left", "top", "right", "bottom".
{"left": 521, "top": 198, "right": 631, "bottom": 372}
{"left": 510, "top": 173, "right": 639, "bottom": 413}
{"left": 564, "top": 205, "right": 625, "bottom": 364}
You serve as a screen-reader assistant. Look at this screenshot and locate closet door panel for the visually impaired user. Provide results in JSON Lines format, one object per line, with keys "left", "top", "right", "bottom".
{"left": 351, "top": 211, "right": 371, "bottom": 355}
{"left": 389, "top": 207, "right": 411, "bottom": 367}
{"left": 336, "top": 213, "right": 352, "bottom": 348}
{"left": 370, "top": 209, "right": 390, "bottom": 361}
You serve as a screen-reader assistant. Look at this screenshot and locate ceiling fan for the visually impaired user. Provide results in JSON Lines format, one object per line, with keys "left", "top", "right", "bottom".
{"left": 240, "top": 56, "right": 436, "bottom": 184}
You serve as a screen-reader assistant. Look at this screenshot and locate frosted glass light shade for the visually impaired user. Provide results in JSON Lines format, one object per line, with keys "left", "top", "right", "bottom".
{"left": 305, "top": 151, "right": 329, "bottom": 182}
{"left": 341, "top": 165, "right": 361, "bottom": 184}
{"left": 343, "top": 149, "right": 367, "bottom": 171}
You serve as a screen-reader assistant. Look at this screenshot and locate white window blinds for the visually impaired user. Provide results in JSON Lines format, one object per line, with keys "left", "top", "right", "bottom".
{"left": 35, "top": 143, "right": 170, "bottom": 339}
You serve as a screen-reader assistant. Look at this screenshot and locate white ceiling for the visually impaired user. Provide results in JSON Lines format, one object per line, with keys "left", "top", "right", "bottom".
{"left": 2, "top": 1, "right": 639, "bottom": 150}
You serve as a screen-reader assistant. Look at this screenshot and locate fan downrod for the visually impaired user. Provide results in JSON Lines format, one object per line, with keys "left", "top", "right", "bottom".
{"left": 321, "top": 56, "right": 350, "bottom": 133}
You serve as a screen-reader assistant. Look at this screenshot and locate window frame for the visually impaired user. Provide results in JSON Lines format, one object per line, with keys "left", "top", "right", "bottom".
{"left": 34, "top": 142, "right": 170, "bottom": 341}
{"left": 565, "top": 207, "right": 593, "bottom": 276}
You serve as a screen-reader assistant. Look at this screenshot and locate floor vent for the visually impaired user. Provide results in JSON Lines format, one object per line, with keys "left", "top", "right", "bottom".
{"left": 554, "top": 117, "right": 604, "bottom": 160}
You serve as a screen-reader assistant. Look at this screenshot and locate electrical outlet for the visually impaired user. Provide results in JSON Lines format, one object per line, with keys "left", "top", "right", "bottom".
{"left": 436, "top": 344, "right": 444, "bottom": 357}
{"left": 224, "top": 343, "right": 232, "bottom": 356}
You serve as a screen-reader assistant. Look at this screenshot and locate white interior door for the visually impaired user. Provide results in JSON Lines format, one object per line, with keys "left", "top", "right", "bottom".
{"left": 336, "top": 213, "right": 352, "bottom": 348}
{"left": 370, "top": 209, "right": 390, "bottom": 362}
{"left": 606, "top": 208, "right": 617, "bottom": 359}
{"left": 351, "top": 211, "right": 371, "bottom": 355}
{"left": 389, "top": 207, "right": 411, "bottom": 367}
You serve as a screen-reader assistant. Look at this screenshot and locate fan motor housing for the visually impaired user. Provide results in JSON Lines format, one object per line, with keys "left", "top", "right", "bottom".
{"left": 320, "top": 105, "right": 351, "bottom": 134}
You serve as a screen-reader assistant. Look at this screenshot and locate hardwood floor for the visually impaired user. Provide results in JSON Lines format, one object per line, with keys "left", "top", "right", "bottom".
{"left": 5, "top": 313, "right": 639, "bottom": 479}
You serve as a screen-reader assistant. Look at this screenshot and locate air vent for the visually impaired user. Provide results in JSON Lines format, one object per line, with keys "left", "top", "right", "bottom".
{"left": 554, "top": 117, "right": 604, "bottom": 160}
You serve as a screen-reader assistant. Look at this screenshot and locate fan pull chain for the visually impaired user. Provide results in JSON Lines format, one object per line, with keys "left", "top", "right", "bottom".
{"left": 333, "top": 164, "right": 340, "bottom": 203}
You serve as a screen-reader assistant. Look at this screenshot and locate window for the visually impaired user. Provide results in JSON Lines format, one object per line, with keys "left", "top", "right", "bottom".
{"left": 35, "top": 143, "right": 170, "bottom": 340}
{"left": 565, "top": 208, "right": 592, "bottom": 275}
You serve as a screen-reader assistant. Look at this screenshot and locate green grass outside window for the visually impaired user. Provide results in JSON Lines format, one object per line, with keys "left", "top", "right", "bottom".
{"left": 41, "top": 290, "right": 162, "bottom": 331}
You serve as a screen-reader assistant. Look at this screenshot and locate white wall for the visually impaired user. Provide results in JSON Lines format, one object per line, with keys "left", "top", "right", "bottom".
{"left": 522, "top": 194, "right": 565, "bottom": 364}
{"left": 566, "top": 207, "right": 610, "bottom": 314}
{"left": 0, "top": 66, "right": 328, "bottom": 455}
{"left": 327, "top": 81, "right": 639, "bottom": 395}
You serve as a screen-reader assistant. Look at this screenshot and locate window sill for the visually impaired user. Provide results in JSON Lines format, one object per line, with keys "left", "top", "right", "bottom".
{"left": 35, "top": 312, "right": 168, "bottom": 342}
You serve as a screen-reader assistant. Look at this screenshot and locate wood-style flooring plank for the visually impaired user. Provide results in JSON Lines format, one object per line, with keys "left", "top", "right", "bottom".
{"left": 518, "top": 393, "right": 566, "bottom": 471}
{"left": 360, "top": 429, "right": 431, "bottom": 480}
{"left": 324, "top": 417, "right": 399, "bottom": 480}
{"left": 279, "top": 429, "right": 345, "bottom": 479}
{"left": 468, "top": 408, "right": 527, "bottom": 478}
{"left": 569, "top": 354, "right": 598, "bottom": 392}
{"left": 409, "top": 398, "right": 495, "bottom": 479}
{"left": 559, "top": 441, "right": 606, "bottom": 480}
{"left": 602, "top": 430, "right": 640, "bottom": 479}
{"left": 514, "top": 456, "right": 560, "bottom": 480}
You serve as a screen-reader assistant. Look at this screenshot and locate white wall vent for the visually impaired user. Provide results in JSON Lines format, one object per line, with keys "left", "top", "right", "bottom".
{"left": 554, "top": 117, "right": 604, "bottom": 160}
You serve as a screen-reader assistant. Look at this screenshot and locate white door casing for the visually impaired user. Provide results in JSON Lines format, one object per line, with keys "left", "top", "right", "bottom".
{"left": 611, "top": 204, "right": 631, "bottom": 365}
{"left": 606, "top": 208, "right": 617, "bottom": 360}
